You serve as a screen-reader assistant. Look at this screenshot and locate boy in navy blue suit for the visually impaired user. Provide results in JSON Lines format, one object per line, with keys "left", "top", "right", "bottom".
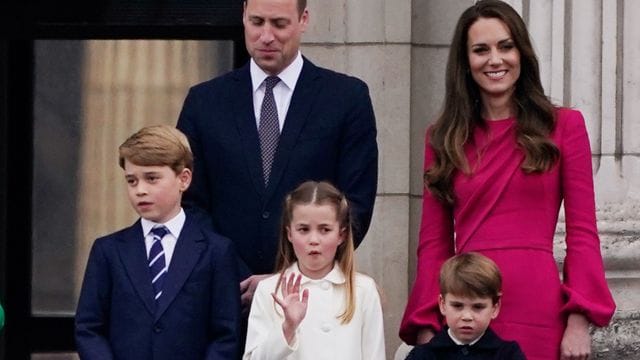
{"left": 406, "top": 253, "right": 526, "bottom": 360}
{"left": 75, "top": 125, "right": 240, "bottom": 360}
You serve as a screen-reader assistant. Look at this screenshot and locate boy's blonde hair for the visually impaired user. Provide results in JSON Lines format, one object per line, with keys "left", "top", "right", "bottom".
{"left": 439, "top": 252, "right": 502, "bottom": 304}
{"left": 275, "top": 181, "right": 356, "bottom": 324}
{"left": 118, "top": 125, "right": 193, "bottom": 173}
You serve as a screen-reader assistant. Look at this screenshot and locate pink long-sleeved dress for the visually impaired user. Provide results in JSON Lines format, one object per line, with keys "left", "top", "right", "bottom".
{"left": 400, "top": 108, "right": 615, "bottom": 360}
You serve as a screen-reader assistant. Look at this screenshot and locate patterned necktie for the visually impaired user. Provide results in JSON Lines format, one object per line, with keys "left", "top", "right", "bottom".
{"left": 258, "top": 76, "right": 281, "bottom": 186}
{"left": 149, "top": 226, "right": 168, "bottom": 301}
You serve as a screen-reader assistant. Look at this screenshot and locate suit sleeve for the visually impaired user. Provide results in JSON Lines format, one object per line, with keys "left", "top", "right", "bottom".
{"left": 558, "top": 109, "right": 615, "bottom": 326}
{"left": 75, "top": 239, "right": 115, "bottom": 359}
{"left": 399, "top": 130, "right": 455, "bottom": 345}
{"left": 337, "top": 80, "right": 378, "bottom": 248}
{"left": 177, "top": 87, "right": 213, "bottom": 214}
{"left": 206, "top": 239, "right": 242, "bottom": 360}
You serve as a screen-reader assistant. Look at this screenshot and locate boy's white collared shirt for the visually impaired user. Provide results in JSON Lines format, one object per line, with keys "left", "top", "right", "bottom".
{"left": 243, "top": 262, "right": 386, "bottom": 360}
{"left": 448, "top": 327, "right": 484, "bottom": 346}
{"left": 140, "top": 208, "right": 185, "bottom": 269}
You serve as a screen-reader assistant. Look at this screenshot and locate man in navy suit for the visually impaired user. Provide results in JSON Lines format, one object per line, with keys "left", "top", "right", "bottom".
{"left": 75, "top": 125, "right": 240, "bottom": 359}
{"left": 177, "top": 0, "right": 378, "bottom": 308}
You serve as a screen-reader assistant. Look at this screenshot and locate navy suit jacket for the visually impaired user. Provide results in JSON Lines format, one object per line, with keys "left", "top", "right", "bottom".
{"left": 75, "top": 211, "right": 241, "bottom": 360}
{"left": 405, "top": 327, "right": 527, "bottom": 360}
{"left": 177, "top": 58, "right": 378, "bottom": 276}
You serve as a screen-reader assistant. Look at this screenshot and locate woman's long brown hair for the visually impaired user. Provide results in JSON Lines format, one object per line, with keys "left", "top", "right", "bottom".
{"left": 426, "top": 0, "right": 559, "bottom": 204}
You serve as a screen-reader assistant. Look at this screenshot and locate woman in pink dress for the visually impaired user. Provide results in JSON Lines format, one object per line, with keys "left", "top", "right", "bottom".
{"left": 399, "top": 1, "right": 615, "bottom": 359}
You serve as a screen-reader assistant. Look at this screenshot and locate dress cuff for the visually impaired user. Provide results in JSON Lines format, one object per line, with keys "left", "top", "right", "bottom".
{"left": 561, "top": 285, "right": 615, "bottom": 327}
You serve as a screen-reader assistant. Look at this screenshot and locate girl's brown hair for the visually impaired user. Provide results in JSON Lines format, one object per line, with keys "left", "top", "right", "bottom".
{"left": 274, "top": 181, "right": 356, "bottom": 324}
{"left": 426, "top": 0, "right": 559, "bottom": 204}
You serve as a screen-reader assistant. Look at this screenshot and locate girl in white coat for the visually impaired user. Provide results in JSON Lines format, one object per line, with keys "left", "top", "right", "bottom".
{"left": 243, "top": 181, "right": 386, "bottom": 360}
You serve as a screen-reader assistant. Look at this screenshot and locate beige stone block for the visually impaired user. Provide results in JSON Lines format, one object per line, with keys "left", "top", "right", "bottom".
{"left": 357, "top": 195, "right": 409, "bottom": 360}
{"left": 410, "top": 46, "right": 448, "bottom": 195}
{"left": 549, "top": 0, "right": 566, "bottom": 104}
{"left": 300, "top": 44, "right": 348, "bottom": 73}
{"left": 622, "top": 0, "right": 640, "bottom": 153}
{"left": 303, "top": 0, "right": 346, "bottom": 43}
{"left": 345, "top": 44, "right": 411, "bottom": 194}
{"left": 306, "top": 0, "right": 411, "bottom": 43}
{"left": 595, "top": 156, "right": 640, "bottom": 217}
{"left": 594, "top": 156, "right": 635, "bottom": 207}
{"left": 526, "top": 0, "right": 553, "bottom": 93}
{"left": 599, "top": 0, "right": 619, "bottom": 155}
{"left": 568, "top": 0, "right": 602, "bottom": 153}
{"left": 597, "top": 217, "right": 640, "bottom": 307}
{"left": 385, "top": 0, "right": 412, "bottom": 42}
{"left": 606, "top": 277, "right": 640, "bottom": 315}
{"left": 411, "top": 0, "right": 474, "bottom": 45}
{"left": 346, "top": 0, "right": 385, "bottom": 42}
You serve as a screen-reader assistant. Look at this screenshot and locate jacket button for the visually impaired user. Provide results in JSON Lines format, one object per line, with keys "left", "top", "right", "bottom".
{"left": 262, "top": 211, "right": 270, "bottom": 219}
{"left": 153, "top": 325, "right": 162, "bottom": 333}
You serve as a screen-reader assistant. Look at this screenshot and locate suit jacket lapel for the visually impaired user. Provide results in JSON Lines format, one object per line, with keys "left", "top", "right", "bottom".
{"left": 266, "top": 58, "right": 322, "bottom": 201}
{"left": 154, "top": 216, "right": 206, "bottom": 320}
{"left": 117, "top": 220, "right": 156, "bottom": 316}
{"left": 232, "top": 64, "right": 266, "bottom": 198}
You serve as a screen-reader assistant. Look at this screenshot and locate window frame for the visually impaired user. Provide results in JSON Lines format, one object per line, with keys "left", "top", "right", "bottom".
{"left": 0, "top": 2, "right": 249, "bottom": 358}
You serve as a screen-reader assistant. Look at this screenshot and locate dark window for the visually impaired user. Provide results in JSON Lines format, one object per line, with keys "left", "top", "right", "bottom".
{"left": 0, "top": 2, "right": 248, "bottom": 358}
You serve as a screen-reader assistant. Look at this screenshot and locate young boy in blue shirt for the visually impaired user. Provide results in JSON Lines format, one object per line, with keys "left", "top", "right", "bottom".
{"left": 75, "top": 125, "right": 240, "bottom": 359}
{"left": 406, "top": 252, "right": 526, "bottom": 360}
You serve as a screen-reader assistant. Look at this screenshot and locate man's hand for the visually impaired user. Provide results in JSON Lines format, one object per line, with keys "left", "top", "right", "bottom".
{"left": 240, "top": 274, "right": 272, "bottom": 311}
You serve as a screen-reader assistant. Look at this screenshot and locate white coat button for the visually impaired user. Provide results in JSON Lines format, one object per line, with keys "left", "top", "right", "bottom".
{"left": 321, "top": 281, "right": 330, "bottom": 290}
{"left": 321, "top": 323, "right": 331, "bottom": 332}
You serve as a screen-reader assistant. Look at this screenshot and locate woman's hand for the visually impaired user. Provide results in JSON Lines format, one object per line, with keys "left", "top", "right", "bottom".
{"left": 416, "top": 328, "right": 436, "bottom": 345}
{"left": 272, "top": 273, "right": 309, "bottom": 346}
{"left": 560, "top": 313, "right": 591, "bottom": 360}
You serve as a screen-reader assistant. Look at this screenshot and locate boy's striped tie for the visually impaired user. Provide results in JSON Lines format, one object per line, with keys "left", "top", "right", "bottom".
{"left": 149, "top": 226, "right": 168, "bottom": 301}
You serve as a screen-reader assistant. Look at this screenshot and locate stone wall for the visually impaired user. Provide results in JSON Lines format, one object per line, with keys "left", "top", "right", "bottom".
{"left": 304, "top": 0, "right": 639, "bottom": 358}
{"left": 301, "top": 0, "right": 413, "bottom": 356}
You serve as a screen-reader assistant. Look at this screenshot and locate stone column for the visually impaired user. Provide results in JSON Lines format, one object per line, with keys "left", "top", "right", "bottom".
{"left": 302, "top": 0, "right": 412, "bottom": 357}
{"left": 528, "top": 0, "right": 639, "bottom": 357}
